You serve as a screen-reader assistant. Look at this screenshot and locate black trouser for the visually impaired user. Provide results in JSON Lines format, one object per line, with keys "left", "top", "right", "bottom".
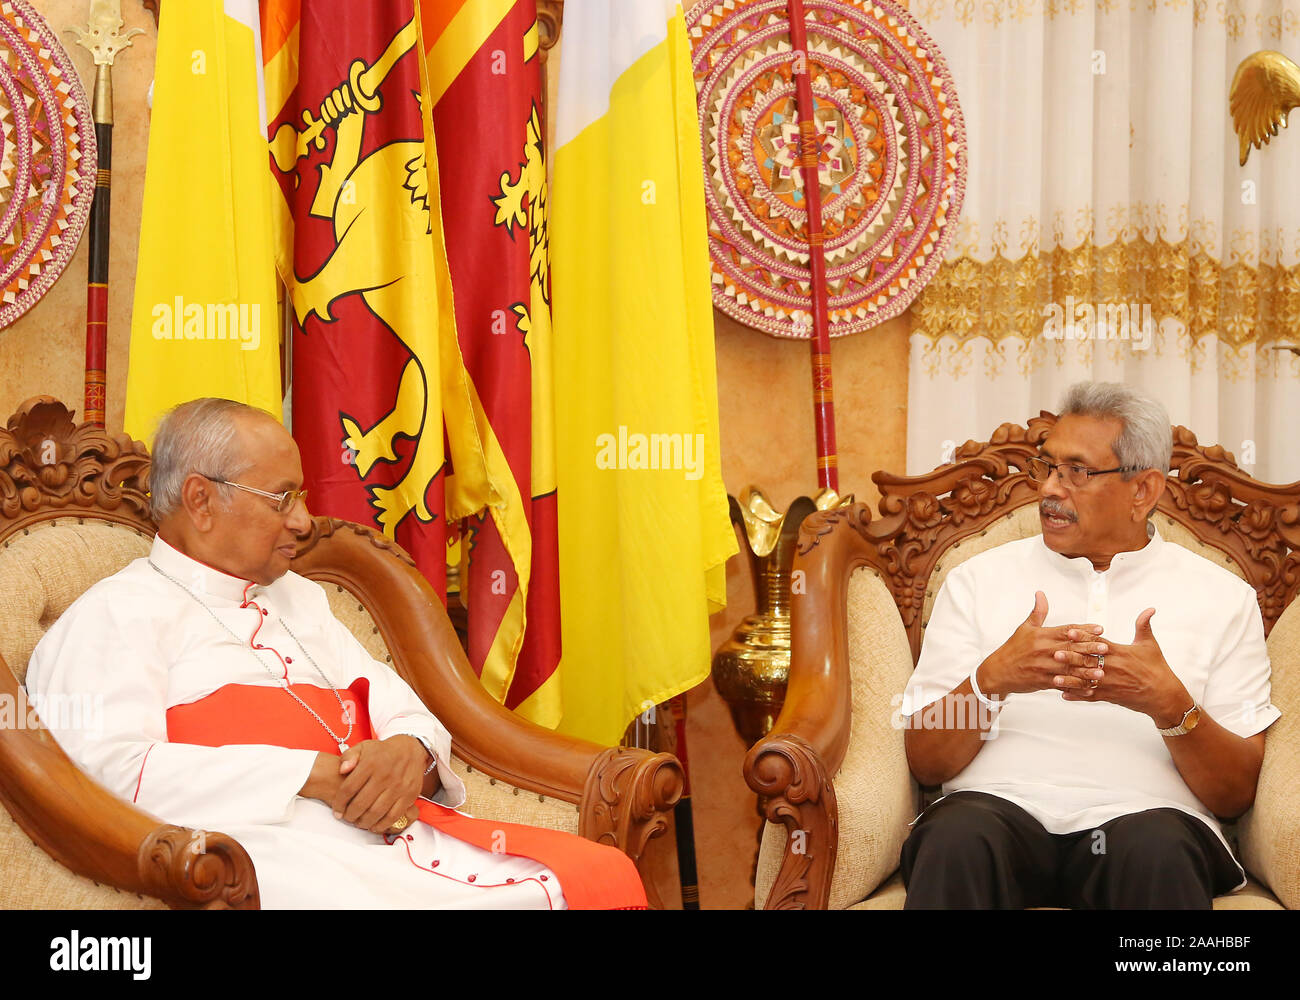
{"left": 900, "top": 791, "right": 1242, "bottom": 909}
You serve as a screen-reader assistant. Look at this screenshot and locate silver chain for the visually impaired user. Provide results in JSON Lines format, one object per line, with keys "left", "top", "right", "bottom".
{"left": 148, "top": 561, "right": 354, "bottom": 752}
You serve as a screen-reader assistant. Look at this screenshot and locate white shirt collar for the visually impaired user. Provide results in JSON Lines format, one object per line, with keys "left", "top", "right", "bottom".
{"left": 1039, "top": 521, "right": 1163, "bottom": 578}
{"left": 149, "top": 534, "right": 266, "bottom": 603}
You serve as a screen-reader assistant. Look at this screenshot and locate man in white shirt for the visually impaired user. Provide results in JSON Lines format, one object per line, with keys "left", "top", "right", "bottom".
{"left": 27, "top": 398, "right": 646, "bottom": 909}
{"left": 899, "top": 382, "right": 1280, "bottom": 909}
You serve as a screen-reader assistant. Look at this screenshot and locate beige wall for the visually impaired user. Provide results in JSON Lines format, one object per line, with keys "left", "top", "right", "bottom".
{"left": 0, "top": 1, "right": 909, "bottom": 910}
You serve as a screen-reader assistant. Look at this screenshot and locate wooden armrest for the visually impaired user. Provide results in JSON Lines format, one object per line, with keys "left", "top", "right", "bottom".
{"left": 292, "top": 519, "right": 685, "bottom": 904}
{"left": 740, "top": 505, "right": 876, "bottom": 909}
{"left": 0, "top": 658, "right": 258, "bottom": 909}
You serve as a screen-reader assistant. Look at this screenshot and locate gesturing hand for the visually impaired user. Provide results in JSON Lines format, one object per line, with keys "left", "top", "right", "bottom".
{"left": 330, "top": 734, "right": 429, "bottom": 835}
{"left": 976, "top": 591, "right": 1108, "bottom": 699}
{"left": 1061, "top": 608, "right": 1192, "bottom": 725}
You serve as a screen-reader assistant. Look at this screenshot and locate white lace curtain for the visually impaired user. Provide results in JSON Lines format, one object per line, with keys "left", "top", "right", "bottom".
{"left": 906, "top": 0, "right": 1300, "bottom": 482}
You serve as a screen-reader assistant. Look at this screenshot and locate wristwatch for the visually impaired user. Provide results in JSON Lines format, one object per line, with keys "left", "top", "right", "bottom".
{"left": 1157, "top": 703, "right": 1201, "bottom": 737}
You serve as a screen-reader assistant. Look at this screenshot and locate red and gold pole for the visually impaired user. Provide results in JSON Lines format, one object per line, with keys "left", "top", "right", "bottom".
{"left": 73, "top": 1, "right": 142, "bottom": 428}
{"left": 786, "top": 0, "right": 838, "bottom": 493}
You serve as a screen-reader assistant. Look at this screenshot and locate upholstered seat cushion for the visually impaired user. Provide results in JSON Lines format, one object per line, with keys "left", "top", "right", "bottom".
{"left": 0, "top": 519, "right": 154, "bottom": 685}
{"left": 756, "top": 566, "right": 915, "bottom": 909}
{"left": 845, "top": 871, "right": 1285, "bottom": 910}
{"left": 0, "top": 520, "right": 162, "bottom": 909}
{"left": 1238, "top": 597, "right": 1300, "bottom": 909}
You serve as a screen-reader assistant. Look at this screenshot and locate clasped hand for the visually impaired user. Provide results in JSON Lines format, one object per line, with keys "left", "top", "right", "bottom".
{"left": 303, "top": 734, "right": 430, "bottom": 835}
{"left": 980, "top": 591, "right": 1188, "bottom": 724}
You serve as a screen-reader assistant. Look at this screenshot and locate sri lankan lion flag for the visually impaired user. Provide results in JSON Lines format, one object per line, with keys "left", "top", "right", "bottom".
{"left": 424, "top": 0, "right": 563, "bottom": 726}
{"left": 261, "top": 0, "right": 456, "bottom": 594}
{"left": 550, "top": 1, "right": 735, "bottom": 745}
{"left": 126, "top": 0, "right": 282, "bottom": 440}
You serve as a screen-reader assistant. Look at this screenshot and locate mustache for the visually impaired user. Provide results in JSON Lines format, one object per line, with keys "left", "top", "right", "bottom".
{"left": 1040, "top": 499, "right": 1077, "bottom": 522}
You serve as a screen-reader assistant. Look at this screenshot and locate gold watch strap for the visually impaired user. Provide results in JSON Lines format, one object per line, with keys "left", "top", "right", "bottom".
{"left": 1157, "top": 703, "right": 1200, "bottom": 737}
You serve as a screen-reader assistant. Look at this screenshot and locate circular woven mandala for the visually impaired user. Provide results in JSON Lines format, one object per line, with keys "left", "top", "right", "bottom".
{"left": 0, "top": 0, "right": 96, "bottom": 328}
{"left": 687, "top": 0, "right": 965, "bottom": 339}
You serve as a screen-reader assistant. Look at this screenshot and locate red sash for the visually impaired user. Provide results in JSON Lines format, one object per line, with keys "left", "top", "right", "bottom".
{"left": 167, "top": 680, "right": 374, "bottom": 752}
{"left": 165, "top": 683, "right": 648, "bottom": 910}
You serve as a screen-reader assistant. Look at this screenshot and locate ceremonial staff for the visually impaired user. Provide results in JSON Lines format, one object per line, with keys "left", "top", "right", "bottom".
{"left": 70, "top": 1, "right": 141, "bottom": 428}
{"left": 786, "top": 0, "right": 838, "bottom": 493}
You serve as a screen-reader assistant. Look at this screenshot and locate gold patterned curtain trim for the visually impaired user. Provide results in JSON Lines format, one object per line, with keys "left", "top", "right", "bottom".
{"left": 944, "top": 211, "right": 1300, "bottom": 265}
{"left": 913, "top": 326, "right": 1300, "bottom": 380}
{"left": 912, "top": 236, "right": 1300, "bottom": 350}
{"left": 903, "top": 0, "right": 1300, "bottom": 37}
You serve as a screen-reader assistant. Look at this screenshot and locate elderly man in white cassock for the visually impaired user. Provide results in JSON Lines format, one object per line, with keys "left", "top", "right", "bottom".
{"left": 27, "top": 398, "right": 646, "bottom": 909}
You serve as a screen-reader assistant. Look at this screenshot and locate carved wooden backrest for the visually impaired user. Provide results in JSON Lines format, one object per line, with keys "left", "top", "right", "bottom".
{"left": 807, "top": 412, "right": 1300, "bottom": 663}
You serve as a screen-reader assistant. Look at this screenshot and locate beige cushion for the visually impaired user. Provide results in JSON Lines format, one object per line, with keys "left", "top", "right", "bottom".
{"left": 323, "top": 584, "right": 580, "bottom": 834}
{"left": 0, "top": 520, "right": 153, "bottom": 684}
{"left": 756, "top": 566, "right": 916, "bottom": 909}
{"left": 848, "top": 870, "right": 906, "bottom": 909}
{"left": 1213, "top": 878, "right": 1285, "bottom": 910}
{"left": 845, "top": 871, "right": 1283, "bottom": 910}
{"left": 1238, "top": 597, "right": 1300, "bottom": 909}
{"left": 0, "top": 520, "right": 165, "bottom": 908}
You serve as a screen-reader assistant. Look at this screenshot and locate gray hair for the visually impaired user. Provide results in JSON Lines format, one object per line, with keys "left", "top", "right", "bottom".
{"left": 149, "top": 398, "right": 267, "bottom": 522}
{"left": 1058, "top": 382, "right": 1172, "bottom": 479}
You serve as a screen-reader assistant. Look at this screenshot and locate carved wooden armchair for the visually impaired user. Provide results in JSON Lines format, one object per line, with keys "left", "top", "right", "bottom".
{"left": 0, "top": 397, "right": 682, "bottom": 908}
{"left": 745, "top": 412, "right": 1300, "bottom": 910}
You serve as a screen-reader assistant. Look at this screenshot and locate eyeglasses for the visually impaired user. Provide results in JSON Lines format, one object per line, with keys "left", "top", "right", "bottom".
{"left": 1026, "top": 456, "right": 1141, "bottom": 489}
{"left": 203, "top": 475, "right": 308, "bottom": 514}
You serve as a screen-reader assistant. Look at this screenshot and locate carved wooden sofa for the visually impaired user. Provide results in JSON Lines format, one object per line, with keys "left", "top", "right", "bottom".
{"left": 0, "top": 397, "right": 682, "bottom": 908}
{"left": 745, "top": 412, "right": 1300, "bottom": 910}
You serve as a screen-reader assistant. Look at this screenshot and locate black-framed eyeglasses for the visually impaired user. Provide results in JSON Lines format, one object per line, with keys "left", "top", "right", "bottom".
{"left": 203, "top": 475, "right": 308, "bottom": 514}
{"left": 1026, "top": 456, "right": 1141, "bottom": 489}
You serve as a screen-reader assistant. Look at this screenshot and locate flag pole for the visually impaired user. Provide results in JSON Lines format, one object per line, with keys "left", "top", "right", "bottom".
{"left": 71, "top": 1, "right": 142, "bottom": 428}
{"left": 785, "top": 0, "right": 838, "bottom": 493}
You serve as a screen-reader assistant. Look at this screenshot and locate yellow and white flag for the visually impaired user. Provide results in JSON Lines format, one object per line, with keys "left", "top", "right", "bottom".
{"left": 125, "top": 0, "right": 281, "bottom": 441}
{"left": 550, "top": 1, "right": 736, "bottom": 746}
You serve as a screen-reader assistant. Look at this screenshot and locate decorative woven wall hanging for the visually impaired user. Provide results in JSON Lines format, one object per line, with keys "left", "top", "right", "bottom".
{"left": 0, "top": 0, "right": 97, "bottom": 328}
{"left": 687, "top": 0, "right": 966, "bottom": 339}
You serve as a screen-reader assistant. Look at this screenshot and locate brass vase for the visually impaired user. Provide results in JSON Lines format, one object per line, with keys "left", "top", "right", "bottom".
{"left": 712, "top": 486, "right": 851, "bottom": 747}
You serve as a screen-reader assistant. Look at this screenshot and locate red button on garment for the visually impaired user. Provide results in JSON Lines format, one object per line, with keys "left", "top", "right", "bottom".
{"left": 468, "top": 874, "right": 477, "bottom": 883}
{"left": 540, "top": 875, "right": 548, "bottom": 881}
{"left": 285, "top": 657, "right": 293, "bottom": 664}
{"left": 431, "top": 860, "right": 439, "bottom": 867}
{"left": 506, "top": 878, "right": 515, "bottom": 884}
{"left": 262, "top": 609, "right": 268, "bottom": 616}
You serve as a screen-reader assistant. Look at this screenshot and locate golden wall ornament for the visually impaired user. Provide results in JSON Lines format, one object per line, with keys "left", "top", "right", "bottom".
{"left": 1230, "top": 50, "right": 1300, "bottom": 166}
{"left": 712, "top": 486, "right": 852, "bottom": 748}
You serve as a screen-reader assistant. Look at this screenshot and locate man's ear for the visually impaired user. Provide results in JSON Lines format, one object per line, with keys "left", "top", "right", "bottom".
{"left": 1131, "top": 468, "right": 1168, "bottom": 520}
{"left": 179, "top": 473, "right": 219, "bottom": 532}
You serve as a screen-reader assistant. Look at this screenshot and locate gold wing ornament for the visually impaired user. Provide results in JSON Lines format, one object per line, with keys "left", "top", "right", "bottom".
{"left": 1230, "top": 50, "right": 1300, "bottom": 165}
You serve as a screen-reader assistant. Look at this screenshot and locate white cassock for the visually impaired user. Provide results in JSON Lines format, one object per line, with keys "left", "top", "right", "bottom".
{"left": 27, "top": 534, "right": 567, "bottom": 909}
